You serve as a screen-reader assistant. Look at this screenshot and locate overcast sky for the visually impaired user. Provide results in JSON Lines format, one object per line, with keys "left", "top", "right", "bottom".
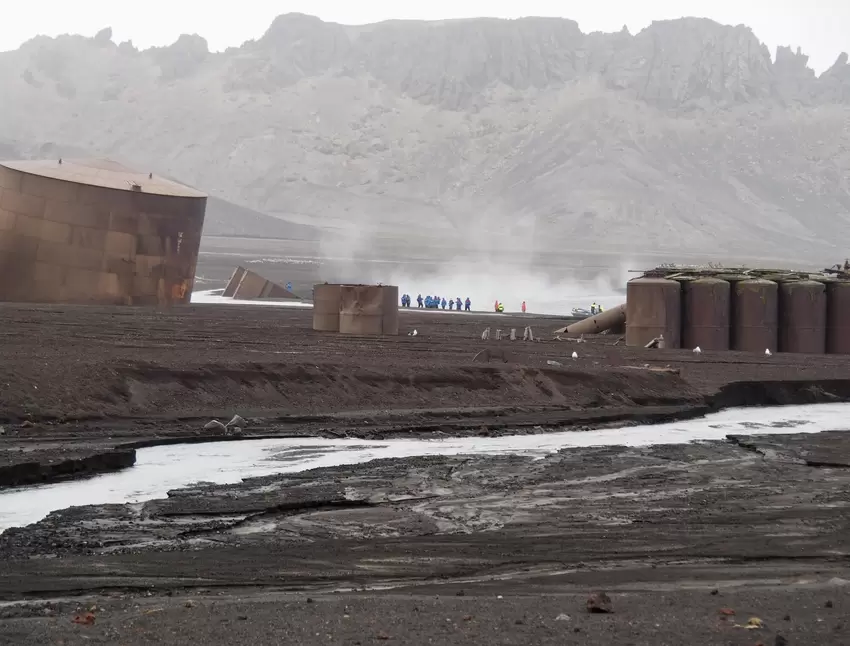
{"left": 1, "top": 0, "right": 847, "bottom": 73}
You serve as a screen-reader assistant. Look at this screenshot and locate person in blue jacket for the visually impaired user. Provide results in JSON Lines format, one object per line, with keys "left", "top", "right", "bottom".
{"left": 448, "top": 298, "right": 454, "bottom": 310}
{"left": 441, "top": 297, "right": 447, "bottom": 310}
{"left": 464, "top": 297, "right": 471, "bottom": 311}
{"left": 456, "top": 297, "right": 462, "bottom": 311}
{"left": 417, "top": 294, "right": 423, "bottom": 308}
{"left": 424, "top": 296, "right": 432, "bottom": 308}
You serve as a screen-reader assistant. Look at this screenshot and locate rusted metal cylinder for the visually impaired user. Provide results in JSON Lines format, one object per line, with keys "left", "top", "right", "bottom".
{"left": 312, "top": 283, "right": 342, "bottom": 332}
{"left": 681, "top": 278, "right": 730, "bottom": 350}
{"left": 339, "top": 285, "right": 399, "bottom": 336}
{"left": 564, "top": 303, "right": 626, "bottom": 335}
{"left": 826, "top": 281, "right": 850, "bottom": 354}
{"left": 778, "top": 280, "right": 826, "bottom": 354}
{"left": 625, "top": 278, "right": 681, "bottom": 348}
{"left": 731, "top": 279, "right": 778, "bottom": 353}
{"left": 0, "top": 158, "right": 206, "bottom": 306}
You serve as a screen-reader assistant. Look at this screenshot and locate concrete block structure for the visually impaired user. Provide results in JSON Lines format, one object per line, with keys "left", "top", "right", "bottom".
{"left": 0, "top": 158, "right": 207, "bottom": 305}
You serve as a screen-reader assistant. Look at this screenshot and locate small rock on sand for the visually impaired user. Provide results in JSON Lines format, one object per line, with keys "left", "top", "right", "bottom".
{"left": 586, "top": 592, "right": 613, "bottom": 613}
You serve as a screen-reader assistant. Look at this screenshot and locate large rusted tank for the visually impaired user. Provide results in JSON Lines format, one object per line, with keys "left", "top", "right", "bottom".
{"left": 731, "top": 279, "right": 778, "bottom": 352}
{"left": 0, "top": 158, "right": 206, "bottom": 305}
{"left": 338, "top": 284, "right": 399, "bottom": 336}
{"left": 681, "top": 278, "right": 730, "bottom": 350}
{"left": 625, "top": 278, "right": 681, "bottom": 348}
{"left": 312, "top": 283, "right": 342, "bottom": 332}
{"left": 778, "top": 280, "right": 826, "bottom": 354}
{"left": 826, "top": 281, "right": 850, "bottom": 354}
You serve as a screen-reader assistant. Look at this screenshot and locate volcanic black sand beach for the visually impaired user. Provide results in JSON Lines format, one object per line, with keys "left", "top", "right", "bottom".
{"left": 1, "top": 304, "right": 849, "bottom": 644}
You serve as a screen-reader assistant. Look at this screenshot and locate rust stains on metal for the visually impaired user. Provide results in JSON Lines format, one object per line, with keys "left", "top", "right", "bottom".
{"left": 0, "top": 159, "right": 206, "bottom": 306}
{"left": 826, "top": 281, "right": 850, "bottom": 354}
{"left": 778, "top": 280, "right": 826, "bottom": 354}
{"left": 731, "top": 279, "right": 778, "bottom": 353}
{"left": 339, "top": 284, "right": 399, "bottom": 336}
{"left": 681, "top": 278, "right": 730, "bottom": 351}
{"left": 313, "top": 283, "right": 343, "bottom": 332}
{"left": 0, "top": 159, "right": 205, "bottom": 198}
{"left": 625, "top": 278, "right": 681, "bottom": 348}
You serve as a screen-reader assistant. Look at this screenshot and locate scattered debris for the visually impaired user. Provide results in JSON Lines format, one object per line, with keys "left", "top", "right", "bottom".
{"left": 622, "top": 366, "right": 681, "bottom": 375}
{"left": 825, "top": 600, "right": 834, "bottom": 608}
{"left": 408, "top": 329, "right": 418, "bottom": 336}
{"left": 546, "top": 360, "right": 563, "bottom": 367}
{"left": 376, "top": 632, "right": 390, "bottom": 640}
{"left": 765, "top": 348, "right": 773, "bottom": 357}
{"left": 586, "top": 592, "right": 613, "bottom": 613}
{"left": 204, "top": 420, "right": 227, "bottom": 432}
{"left": 555, "top": 613, "right": 572, "bottom": 622}
{"left": 710, "top": 589, "right": 719, "bottom": 595}
{"left": 719, "top": 608, "right": 736, "bottom": 617}
{"left": 613, "top": 336, "right": 624, "bottom": 346}
{"left": 21, "top": 420, "right": 33, "bottom": 428}
{"left": 481, "top": 327, "right": 491, "bottom": 341}
{"left": 0, "top": 426, "right": 4, "bottom": 436}
{"left": 456, "top": 590, "right": 465, "bottom": 597}
{"left": 644, "top": 334, "right": 665, "bottom": 349}
{"left": 72, "top": 612, "right": 96, "bottom": 626}
{"left": 184, "top": 600, "right": 196, "bottom": 609}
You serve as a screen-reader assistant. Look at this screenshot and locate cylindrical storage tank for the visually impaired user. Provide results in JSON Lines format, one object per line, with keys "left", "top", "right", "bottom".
{"left": 0, "top": 158, "right": 206, "bottom": 306}
{"left": 380, "top": 285, "right": 400, "bottom": 336}
{"left": 826, "top": 282, "right": 850, "bottom": 354}
{"left": 778, "top": 280, "right": 826, "bottom": 354}
{"left": 312, "top": 283, "right": 342, "bottom": 332}
{"left": 681, "top": 278, "right": 731, "bottom": 350}
{"left": 731, "top": 279, "right": 778, "bottom": 352}
{"left": 339, "top": 285, "right": 399, "bottom": 336}
{"left": 625, "top": 278, "right": 682, "bottom": 348}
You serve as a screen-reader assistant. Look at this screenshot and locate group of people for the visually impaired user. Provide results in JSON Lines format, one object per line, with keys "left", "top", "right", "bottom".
{"left": 590, "top": 302, "right": 605, "bottom": 315}
{"left": 400, "top": 294, "right": 472, "bottom": 311}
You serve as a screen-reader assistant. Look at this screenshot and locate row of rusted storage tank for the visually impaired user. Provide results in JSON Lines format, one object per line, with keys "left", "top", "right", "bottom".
{"left": 625, "top": 277, "right": 850, "bottom": 354}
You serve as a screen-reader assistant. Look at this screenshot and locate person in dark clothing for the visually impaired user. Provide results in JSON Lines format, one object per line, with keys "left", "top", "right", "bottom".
{"left": 464, "top": 297, "right": 471, "bottom": 312}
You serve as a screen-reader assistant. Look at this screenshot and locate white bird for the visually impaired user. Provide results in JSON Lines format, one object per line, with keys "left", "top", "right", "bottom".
{"left": 409, "top": 329, "right": 418, "bottom": 337}
{"left": 765, "top": 348, "right": 772, "bottom": 357}
{"left": 571, "top": 351, "right": 578, "bottom": 359}
{"left": 693, "top": 346, "right": 702, "bottom": 354}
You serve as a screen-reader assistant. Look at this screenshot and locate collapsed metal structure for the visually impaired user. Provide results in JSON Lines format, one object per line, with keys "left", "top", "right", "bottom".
{"left": 624, "top": 265, "right": 850, "bottom": 354}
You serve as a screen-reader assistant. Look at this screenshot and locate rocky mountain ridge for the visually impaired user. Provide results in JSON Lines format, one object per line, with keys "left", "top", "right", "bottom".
{"left": 1, "top": 14, "right": 849, "bottom": 260}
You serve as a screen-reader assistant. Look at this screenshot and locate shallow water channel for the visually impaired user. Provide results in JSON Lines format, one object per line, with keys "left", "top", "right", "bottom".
{"left": 1, "top": 403, "right": 849, "bottom": 532}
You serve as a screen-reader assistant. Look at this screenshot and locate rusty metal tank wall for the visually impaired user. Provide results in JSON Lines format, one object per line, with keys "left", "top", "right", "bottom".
{"left": 681, "top": 278, "right": 731, "bottom": 350}
{"left": 826, "top": 282, "right": 850, "bottom": 354}
{"left": 625, "top": 278, "right": 682, "bottom": 348}
{"left": 0, "top": 160, "right": 206, "bottom": 306}
{"left": 731, "top": 279, "right": 778, "bottom": 352}
{"left": 778, "top": 280, "right": 826, "bottom": 354}
{"left": 338, "top": 285, "right": 399, "bottom": 336}
{"left": 312, "top": 283, "right": 342, "bottom": 332}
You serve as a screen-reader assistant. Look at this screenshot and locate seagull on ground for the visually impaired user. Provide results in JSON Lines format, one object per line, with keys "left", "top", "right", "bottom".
{"left": 693, "top": 346, "right": 702, "bottom": 354}
{"left": 571, "top": 351, "right": 578, "bottom": 359}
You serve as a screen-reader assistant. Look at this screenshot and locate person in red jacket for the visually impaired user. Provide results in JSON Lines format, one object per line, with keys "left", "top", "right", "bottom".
{"left": 521, "top": 301, "right": 527, "bottom": 314}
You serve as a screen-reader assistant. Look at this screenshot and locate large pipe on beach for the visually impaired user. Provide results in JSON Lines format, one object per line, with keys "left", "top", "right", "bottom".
{"left": 564, "top": 303, "right": 627, "bottom": 335}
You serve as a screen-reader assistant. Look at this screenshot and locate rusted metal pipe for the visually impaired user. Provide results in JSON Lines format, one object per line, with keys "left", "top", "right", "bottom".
{"left": 557, "top": 303, "right": 627, "bottom": 336}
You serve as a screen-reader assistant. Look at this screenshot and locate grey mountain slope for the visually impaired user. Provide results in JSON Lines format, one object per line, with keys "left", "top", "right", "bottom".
{"left": 1, "top": 14, "right": 849, "bottom": 260}
{"left": 0, "top": 138, "right": 317, "bottom": 239}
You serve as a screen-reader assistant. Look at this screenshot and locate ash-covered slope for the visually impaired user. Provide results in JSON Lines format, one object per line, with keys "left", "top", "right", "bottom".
{"left": 1, "top": 16, "right": 849, "bottom": 259}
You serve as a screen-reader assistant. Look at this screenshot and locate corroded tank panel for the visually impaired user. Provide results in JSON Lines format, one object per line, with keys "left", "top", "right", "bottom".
{"left": 625, "top": 278, "right": 681, "bottom": 348}
{"left": 338, "top": 285, "right": 399, "bottom": 336}
{"left": 778, "top": 280, "right": 826, "bottom": 354}
{"left": 827, "top": 282, "right": 850, "bottom": 354}
{"left": 0, "top": 159, "right": 206, "bottom": 306}
{"left": 731, "top": 279, "right": 778, "bottom": 352}
{"left": 312, "top": 283, "right": 342, "bottom": 332}
{"left": 681, "top": 278, "right": 730, "bottom": 350}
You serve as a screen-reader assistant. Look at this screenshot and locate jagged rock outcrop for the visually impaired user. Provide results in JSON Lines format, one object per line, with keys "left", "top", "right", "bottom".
{"left": 0, "top": 14, "right": 849, "bottom": 259}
